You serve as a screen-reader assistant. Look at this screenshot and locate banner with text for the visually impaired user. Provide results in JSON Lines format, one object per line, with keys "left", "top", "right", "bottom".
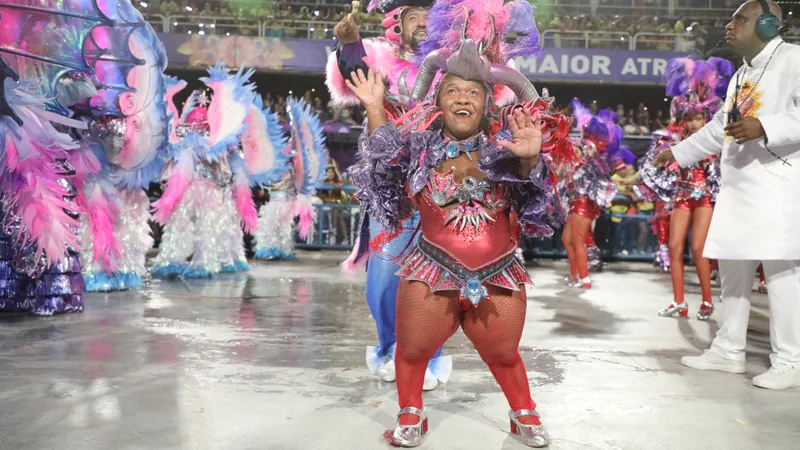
{"left": 159, "top": 34, "right": 686, "bottom": 83}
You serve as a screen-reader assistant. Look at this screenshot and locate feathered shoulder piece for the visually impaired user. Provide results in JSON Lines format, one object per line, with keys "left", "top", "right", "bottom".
{"left": 240, "top": 96, "right": 290, "bottom": 186}
{"left": 495, "top": 90, "right": 576, "bottom": 168}
{"left": 665, "top": 57, "right": 734, "bottom": 121}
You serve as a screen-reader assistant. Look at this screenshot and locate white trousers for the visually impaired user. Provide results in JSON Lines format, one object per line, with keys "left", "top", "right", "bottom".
{"left": 711, "top": 260, "right": 800, "bottom": 366}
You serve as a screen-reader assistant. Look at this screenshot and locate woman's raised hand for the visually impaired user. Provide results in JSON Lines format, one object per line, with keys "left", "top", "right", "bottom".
{"left": 497, "top": 109, "right": 544, "bottom": 161}
{"left": 345, "top": 68, "right": 385, "bottom": 111}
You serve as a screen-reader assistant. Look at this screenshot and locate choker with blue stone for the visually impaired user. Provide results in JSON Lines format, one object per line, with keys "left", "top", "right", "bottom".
{"left": 442, "top": 133, "right": 486, "bottom": 160}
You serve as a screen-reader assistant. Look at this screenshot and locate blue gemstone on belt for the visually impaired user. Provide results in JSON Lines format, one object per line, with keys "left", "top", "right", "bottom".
{"left": 461, "top": 276, "right": 489, "bottom": 307}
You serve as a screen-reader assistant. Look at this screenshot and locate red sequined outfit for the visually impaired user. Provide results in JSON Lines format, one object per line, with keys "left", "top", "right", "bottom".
{"left": 569, "top": 195, "right": 601, "bottom": 220}
{"left": 672, "top": 156, "right": 717, "bottom": 211}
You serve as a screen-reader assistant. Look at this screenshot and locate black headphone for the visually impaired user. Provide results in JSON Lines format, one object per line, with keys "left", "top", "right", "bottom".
{"left": 755, "top": 0, "right": 780, "bottom": 42}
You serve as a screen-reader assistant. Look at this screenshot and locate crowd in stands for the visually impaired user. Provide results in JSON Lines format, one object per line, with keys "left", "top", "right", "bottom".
{"left": 136, "top": 0, "right": 800, "bottom": 47}
{"left": 262, "top": 90, "right": 365, "bottom": 126}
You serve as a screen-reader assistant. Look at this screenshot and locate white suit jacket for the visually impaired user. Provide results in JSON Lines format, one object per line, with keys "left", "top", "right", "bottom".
{"left": 672, "top": 38, "right": 800, "bottom": 260}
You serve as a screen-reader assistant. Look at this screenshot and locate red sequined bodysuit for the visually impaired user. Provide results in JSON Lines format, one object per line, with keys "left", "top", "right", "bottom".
{"left": 397, "top": 167, "right": 531, "bottom": 309}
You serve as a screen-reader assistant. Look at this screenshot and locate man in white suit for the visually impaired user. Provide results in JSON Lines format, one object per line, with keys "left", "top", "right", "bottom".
{"left": 657, "top": 0, "right": 800, "bottom": 389}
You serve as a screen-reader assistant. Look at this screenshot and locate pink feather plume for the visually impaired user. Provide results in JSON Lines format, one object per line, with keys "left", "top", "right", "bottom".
{"left": 293, "top": 194, "right": 316, "bottom": 240}
{"left": 325, "top": 51, "right": 361, "bottom": 106}
{"left": 439, "top": 0, "right": 510, "bottom": 62}
{"left": 233, "top": 169, "right": 258, "bottom": 233}
{"left": 78, "top": 179, "right": 122, "bottom": 272}
{"left": 326, "top": 39, "right": 406, "bottom": 105}
{"left": 70, "top": 141, "right": 102, "bottom": 185}
{"left": 151, "top": 148, "right": 194, "bottom": 224}
{"left": 2, "top": 154, "right": 81, "bottom": 265}
{"left": 340, "top": 235, "right": 369, "bottom": 277}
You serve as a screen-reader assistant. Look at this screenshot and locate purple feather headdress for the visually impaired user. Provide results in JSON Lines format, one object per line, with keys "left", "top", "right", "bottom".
{"left": 665, "top": 57, "right": 734, "bottom": 122}
{"left": 571, "top": 98, "right": 622, "bottom": 153}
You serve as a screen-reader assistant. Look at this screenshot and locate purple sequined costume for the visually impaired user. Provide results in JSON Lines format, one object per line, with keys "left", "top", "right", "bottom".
{"left": 0, "top": 173, "right": 85, "bottom": 316}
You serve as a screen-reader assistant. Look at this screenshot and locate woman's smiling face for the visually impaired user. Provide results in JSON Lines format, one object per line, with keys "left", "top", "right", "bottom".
{"left": 437, "top": 75, "right": 486, "bottom": 141}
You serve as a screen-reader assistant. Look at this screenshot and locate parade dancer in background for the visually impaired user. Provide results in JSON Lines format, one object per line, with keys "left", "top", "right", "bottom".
{"left": 152, "top": 64, "right": 284, "bottom": 277}
{"left": 0, "top": 0, "right": 112, "bottom": 315}
{"left": 348, "top": 0, "right": 574, "bottom": 445}
{"left": 75, "top": 0, "right": 171, "bottom": 291}
{"left": 253, "top": 98, "right": 329, "bottom": 261}
{"left": 641, "top": 57, "right": 730, "bottom": 320}
{"left": 559, "top": 103, "right": 622, "bottom": 289}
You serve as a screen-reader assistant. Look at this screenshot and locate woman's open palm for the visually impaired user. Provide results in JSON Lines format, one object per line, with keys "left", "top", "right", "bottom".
{"left": 498, "top": 109, "right": 543, "bottom": 160}
{"left": 345, "top": 69, "right": 385, "bottom": 110}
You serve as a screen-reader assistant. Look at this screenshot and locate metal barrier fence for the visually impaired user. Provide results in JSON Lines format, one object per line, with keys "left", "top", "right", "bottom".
{"left": 292, "top": 201, "right": 664, "bottom": 263}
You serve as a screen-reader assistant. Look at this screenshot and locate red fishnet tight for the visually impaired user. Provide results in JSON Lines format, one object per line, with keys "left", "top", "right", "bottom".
{"left": 394, "top": 280, "right": 538, "bottom": 426}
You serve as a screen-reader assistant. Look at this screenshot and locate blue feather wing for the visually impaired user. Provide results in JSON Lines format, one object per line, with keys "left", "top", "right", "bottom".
{"left": 288, "top": 98, "right": 329, "bottom": 196}
{"left": 245, "top": 105, "right": 291, "bottom": 186}
{"left": 87, "top": 1, "right": 170, "bottom": 188}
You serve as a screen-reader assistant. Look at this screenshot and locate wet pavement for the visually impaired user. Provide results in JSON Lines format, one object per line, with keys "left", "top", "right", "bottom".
{"left": 1, "top": 252, "right": 799, "bottom": 450}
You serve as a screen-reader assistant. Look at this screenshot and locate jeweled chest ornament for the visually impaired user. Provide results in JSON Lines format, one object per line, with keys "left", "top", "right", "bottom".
{"left": 429, "top": 170, "right": 501, "bottom": 232}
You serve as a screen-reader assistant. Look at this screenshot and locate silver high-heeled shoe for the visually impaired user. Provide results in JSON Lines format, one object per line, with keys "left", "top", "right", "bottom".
{"left": 697, "top": 301, "right": 714, "bottom": 321}
{"left": 658, "top": 301, "right": 688, "bottom": 318}
{"left": 508, "top": 409, "right": 550, "bottom": 447}
{"left": 389, "top": 407, "right": 428, "bottom": 447}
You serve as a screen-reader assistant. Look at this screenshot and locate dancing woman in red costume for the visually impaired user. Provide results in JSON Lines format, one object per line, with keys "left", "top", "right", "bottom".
{"left": 348, "top": 1, "right": 573, "bottom": 446}
{"left": 641, "top": 57, "right": 732, "bottom": 320}
{"left": 559, "top": 103, "right": 624, "bottom": 289}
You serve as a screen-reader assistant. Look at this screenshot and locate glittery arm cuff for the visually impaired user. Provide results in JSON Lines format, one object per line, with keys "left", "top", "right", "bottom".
{"left": 480, "top": 146, "right": 556, "bottom": 237}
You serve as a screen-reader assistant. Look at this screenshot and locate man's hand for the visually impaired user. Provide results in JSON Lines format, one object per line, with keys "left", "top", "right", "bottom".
{"left": 653, "top": 149, "right": 675, "bottom": 167}
{"left": 725, "top": 117, "right": 765, "bottom": 144}
{"left": 334, "top": 14, "right": 360, "bottom": 45}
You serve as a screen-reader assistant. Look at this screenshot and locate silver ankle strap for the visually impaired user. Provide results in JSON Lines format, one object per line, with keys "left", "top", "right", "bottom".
{"left": 398, "top": 407, "right": 426, "bottom": 419}
{"left": 511, "top": 409, "right": 540, "bottom": 420}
